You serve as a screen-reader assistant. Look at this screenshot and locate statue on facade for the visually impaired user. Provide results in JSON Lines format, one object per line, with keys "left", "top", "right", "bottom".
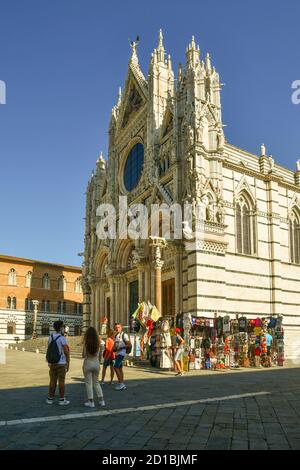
{"left": 296, "top": 160, "right": 300, "bottom": 172}
{"left": 217, "top": 124, "right": 225, "bottom": 151}
{"left": 268, "top": 155, "right": 275, "bottom": 173}
{"left": 216, "top": 202, "right": 226, "bottom": 225}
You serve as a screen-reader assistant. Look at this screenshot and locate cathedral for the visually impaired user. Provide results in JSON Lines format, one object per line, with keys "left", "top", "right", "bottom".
{"left": 83, "top": 31, "right": 300, "bottom": 359}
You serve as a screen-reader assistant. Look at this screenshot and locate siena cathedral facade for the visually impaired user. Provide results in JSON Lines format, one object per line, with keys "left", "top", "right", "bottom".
{"left": 83, "top": 32, "right": 300, "bottom": 358}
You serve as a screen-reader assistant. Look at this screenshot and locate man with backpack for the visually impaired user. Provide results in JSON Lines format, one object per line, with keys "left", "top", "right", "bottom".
{"left": 113, "top": 323, "right": 131, "bottom": 391}
{"left": 46, "top": 320, "right": 70, "bottom": 405}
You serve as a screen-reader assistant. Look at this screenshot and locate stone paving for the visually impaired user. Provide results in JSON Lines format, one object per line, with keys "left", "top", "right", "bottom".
{"left": 1, "top": 350, "right": 300, "bottom": 450}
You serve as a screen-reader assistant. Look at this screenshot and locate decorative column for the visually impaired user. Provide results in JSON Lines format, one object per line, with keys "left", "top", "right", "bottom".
{"left": 82, "top": 278, "right": 91, "bottom": 333}
{"left": 32, "top": 300, "right": 39, "bottom": 339}
{"left": 150, "top": 237, "right": 167, "bottom": 314}
{"left": 174, "top": 244, "right": 183, "bottom": 315}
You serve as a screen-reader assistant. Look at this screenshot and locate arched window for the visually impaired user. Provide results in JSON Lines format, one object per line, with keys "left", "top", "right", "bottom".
{"left": 289, "top": 209, "right": 300, "bottom": 264}
{"left": 8, "top": 269, "right": 17, "bottom": 286}
{"left": 58, "top": 276, "right": 67, "bottom": 292}
{"left": 42, "top": 300, "right": 50, "bottom": 312}
{"left": 43, "top": 274, "right": 50, "bottom": 289}
{"left": 236, "top": 194, "right": 257, "bottom": 255}
{"left": 25, "top": 271, "right": 32, "bottom": 288}
{"left": 25, "top": 298, "right": 34, "bottom": 311}
{"left": 7, "top": 322, "right": 16, "bottom": 335}
{"left": 7, "top": 296, "right": 11, "bottom": 309}
{"left": 75, "top": 277, "right": 82, "bottom": 293}
{"left": 41, "top": 324, "right": 50, "bottom": 336}
{"left": 12, "top": 297, "right": 17, "bottom": 310}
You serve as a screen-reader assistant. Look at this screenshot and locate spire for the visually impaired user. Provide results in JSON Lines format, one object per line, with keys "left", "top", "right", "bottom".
{"left": 97, "top": 151, "right": 106, "bottom": 167}
{"left": 186, "top": 35, "right": 200, "bottom": 67}
{"left": 178, "top": 63, "right": 183, "bottom": 82}
{"left": 117, "top": 87, "right": 122, "bottom": 107}
{"left": 206, "top": 52, "right": 212, "bottom": 72}
{"left": 167, "top": 54, "right": 172, "bottom": 71}
{"left": 157, "top": 28, "right": 165, "bottom": 63}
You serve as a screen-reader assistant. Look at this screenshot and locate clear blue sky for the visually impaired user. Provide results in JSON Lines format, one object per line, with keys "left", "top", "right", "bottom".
{"left": 0, "top": 0, "right": 300, "bottom": 266}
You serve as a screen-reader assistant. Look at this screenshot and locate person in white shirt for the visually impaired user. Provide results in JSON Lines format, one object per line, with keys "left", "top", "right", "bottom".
{"left": 46, "top": 320, "right": 70, "bottom": 405}
{"left": 113, "top": 323, "right": 130, "bottom": 391}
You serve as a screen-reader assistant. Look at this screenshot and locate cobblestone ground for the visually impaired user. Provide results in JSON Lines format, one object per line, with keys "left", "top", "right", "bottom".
{"left": 1, "top": 350, "right": 300, "bottom": 450}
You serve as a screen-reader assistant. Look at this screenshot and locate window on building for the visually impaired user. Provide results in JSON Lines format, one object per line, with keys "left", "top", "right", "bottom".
{"left": 25, "top": 298, "right": 34, "bottom": 311}
{"left": 7, "top": 322, "right": 16, "bottom": 335}
{"left": 74, "top": 303, "right": 83, "bottom": 314}
{"left": 57, "top": 301, "right": 66, "bottom": 314}
{"left": 236, "top": 195, "right": 257, "bottom": 255}
{"left": 289, "top": 210, "right": 300, "bottom": 264}
{"left": 25, "top": 323, "right": 33, "bottom": 336}
{"left": 8, "top": 269, "right": 17, "bottom": 286}
{"left": 75, "top": 277, "right": 82, "bottom": 293}
{"left": 43, "top": 274, "right": 50, "bottom": 289}
{"left": 123, "top": 143, "right": 144, "bottom": 192}
{"left": 58, "top": 275, "right": 67, "bottom": 292}
{"left": 63, "top": 301, "right": 66, "bottom": 314}
{"left": 42, "top": 300, "right": 50, "bottom": 312}
{"left": 41, "top": 324, "right": 50, "bottom": 336}
{"left": 25, "top": 271, "right": 32, "bottom": 288}
{"left": 7, "top": 297, "right": 17, "bottom": 309}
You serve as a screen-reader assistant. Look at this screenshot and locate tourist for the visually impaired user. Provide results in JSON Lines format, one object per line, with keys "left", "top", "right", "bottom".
{"left": 173, "top": 327, "right": 185, "bottom": 376}
{"left": 46, "top": 320, "right": 70, "bottom": 405}
{"left": 113, "top": 323, "right": 131, "bottom": 391}
{"left": 100, "top": 329, "right": 115, "bottom": 385}
{"left": 82, "top": 326, "right": 105, "bottom": 407}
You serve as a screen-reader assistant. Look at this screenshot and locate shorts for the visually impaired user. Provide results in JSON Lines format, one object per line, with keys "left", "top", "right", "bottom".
{"left": 49, "top": 364, "right": 67, "bottom": 383}
{"left": 103, "top": 357, "right": 114, "bottom": 367}
{"left": 175, "top": 348, "right": 184, "bottom": 361}
{"left": 114, "top": 354, "right": 125, "bottom": 369}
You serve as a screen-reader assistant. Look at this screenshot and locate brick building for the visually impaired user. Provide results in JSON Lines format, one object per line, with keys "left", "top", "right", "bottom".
{"left": 0, "top": 254, "right": 83, "bottom": 345}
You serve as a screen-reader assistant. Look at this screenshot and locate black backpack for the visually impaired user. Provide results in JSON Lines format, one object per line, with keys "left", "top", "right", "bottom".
{"left": 46, "top": 334, "right": 62, "bottom": 364}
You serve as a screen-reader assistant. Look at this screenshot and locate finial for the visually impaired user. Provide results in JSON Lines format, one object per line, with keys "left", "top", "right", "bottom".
{"left": 191, "top": 35, "right": 196, "bottom": 49}
{"left": 167, "top": 54, "right": 172, "bottom": 70}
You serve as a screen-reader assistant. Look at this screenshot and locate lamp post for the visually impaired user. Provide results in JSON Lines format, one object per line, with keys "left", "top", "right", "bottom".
{"left": 32, "top": 300, "right": 39, "bottom": 339}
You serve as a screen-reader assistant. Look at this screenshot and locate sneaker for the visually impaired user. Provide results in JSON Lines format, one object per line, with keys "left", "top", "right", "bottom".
{"left": 100, "top": 381, "right": 105, "bottom": 385}
{"left": 99, "top": 400, "right": 106, "bottom": 407}
{"left": 84, "top": 401, "right": 95, "bottom": 408}
{"left": 46, "top": 398, "right": 54, "bottom": 405}
{"left": 109, "top": 381, "right": 115, "bottom": 385}
{"left": 58, "top": 399, "right": 70, "bottom": 406}
{"left": 115, "top": 383, "right": 126, "bottom": 391}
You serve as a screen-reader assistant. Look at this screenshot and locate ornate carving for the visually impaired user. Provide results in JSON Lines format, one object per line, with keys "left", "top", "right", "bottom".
{"left": 122, "top": 84, "right": 143, "bottom": 128}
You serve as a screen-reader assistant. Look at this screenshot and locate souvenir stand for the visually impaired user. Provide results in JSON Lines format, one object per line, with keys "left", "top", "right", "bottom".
{"left": 183, "top": 313, "right": 284, "bottom": 371}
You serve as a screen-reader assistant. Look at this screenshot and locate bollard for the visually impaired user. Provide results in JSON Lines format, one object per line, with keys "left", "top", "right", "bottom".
{"left": 36, "top": 349, "right": 39, "bottom": 354}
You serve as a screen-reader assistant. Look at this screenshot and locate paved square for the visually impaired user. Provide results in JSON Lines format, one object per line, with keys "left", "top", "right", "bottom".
{"left": 1, "top": 350, "right": 300, "bottom": 450}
